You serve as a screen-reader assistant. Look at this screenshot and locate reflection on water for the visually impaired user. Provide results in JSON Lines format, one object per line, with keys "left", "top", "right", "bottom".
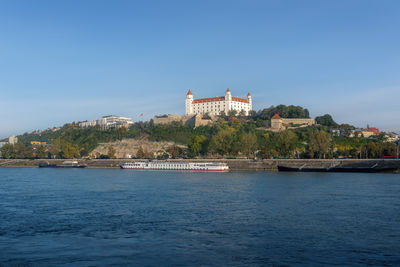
{"left": 0, "top": 168, "right": 399, "bottom": 266}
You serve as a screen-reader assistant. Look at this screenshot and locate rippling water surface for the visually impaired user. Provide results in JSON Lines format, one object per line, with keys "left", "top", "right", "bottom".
{"left": 0, "top": 168, "right": 399, "bottom": 266}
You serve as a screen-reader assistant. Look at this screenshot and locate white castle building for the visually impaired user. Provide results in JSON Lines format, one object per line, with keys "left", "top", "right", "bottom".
{"left": 185, "top": 88, "right": 252, "bottom": 116}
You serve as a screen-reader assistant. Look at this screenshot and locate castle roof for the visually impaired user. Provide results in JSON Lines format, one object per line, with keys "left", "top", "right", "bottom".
{"left": 232, "top": 97, "right": 248, "bottom": 103}
{"left": 272, "top": 114, "right": 281, "bottom": 119}
{"left": 193, "top": 96, "right": 249, "bottom": 104}
{"left": 190, "top": 89, "right": 249, "bottom": 103}
{"left": 193, "top": 97, "right": 225, "bottom": 103}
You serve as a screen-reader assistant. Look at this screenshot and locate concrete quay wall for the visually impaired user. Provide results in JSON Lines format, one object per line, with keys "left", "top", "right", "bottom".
{"left": 1, "top": 158, "right": 400, "bottom": 171}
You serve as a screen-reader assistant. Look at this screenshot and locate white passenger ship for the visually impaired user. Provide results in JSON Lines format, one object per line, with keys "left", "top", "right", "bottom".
{"left": 120, "top": 161, "right": 229, "bottom": 172}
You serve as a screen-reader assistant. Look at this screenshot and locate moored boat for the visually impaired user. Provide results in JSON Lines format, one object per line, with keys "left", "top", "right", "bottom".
{"left": 120, "top": 161, "right": 229, "bottom": 172}
{"left": 38, "top": 161, "right": 87, "bottom": 168}
{"left": 277, "top": 166, "right": 329, "bottom": 172}
{"left": 328, "top": 166, "right": 398, "bottom": 173}
{"left": 277, "top": 165, "right": 397, "bottom": 173}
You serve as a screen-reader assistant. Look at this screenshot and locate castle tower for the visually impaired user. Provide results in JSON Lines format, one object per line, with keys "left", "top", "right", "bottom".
{"left": 224, "top": 88, "right": 232, "bottom": 115}
{"left": 247, "top": 93, "right": 252, "bottom": 116}
{"left": 271, "top": 114, "right": 283, "bottom": 131}
{"left": 185, "top": 89, "right": 194, "bottom": 115}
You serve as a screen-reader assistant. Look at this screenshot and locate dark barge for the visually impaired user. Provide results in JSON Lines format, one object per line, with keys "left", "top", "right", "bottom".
{"left": 277, "top": 164, "right": 398, "bottom": 173}
{"left": 39, "top": 161, "right": 87, "bottom": 168}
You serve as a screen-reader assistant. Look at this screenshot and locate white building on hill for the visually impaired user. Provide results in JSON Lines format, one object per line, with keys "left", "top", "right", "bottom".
{"left": 79, "top": 115, "right": 133, "bottom": 129}
{"left": 9, "top": 136, "right": 18, "bottom": 145}
{"left": 185, "top": 88, "right": 252, "bottom": 116}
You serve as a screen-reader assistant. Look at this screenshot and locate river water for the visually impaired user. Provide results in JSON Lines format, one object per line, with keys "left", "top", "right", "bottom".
{"left": 0, "top": 168, "right": 399, "bottom": 266}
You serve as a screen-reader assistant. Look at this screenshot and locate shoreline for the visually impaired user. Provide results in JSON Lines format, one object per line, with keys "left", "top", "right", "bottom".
{"left": 1, "top": 158, "right": 399, "bottom": 172}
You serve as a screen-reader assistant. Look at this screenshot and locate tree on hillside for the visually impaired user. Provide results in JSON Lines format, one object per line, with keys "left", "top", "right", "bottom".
{"left": 382, "top": 142, "right": 397, "bottom": 157}
{"left": 0, "top": 144, "right": 13, "bottom": 159}
{"left": 275, "top": 130, "right": 298, "bottom": 157}
{"left": 363, "top": 141, "right": 396, "bottom": 159}
{"left": 80, "top": 148, "right": 89, "bottom": 158}
{"left": 315, "top": 114, "right": 338, "bottom": 127}
{"left": 9, "top": 142, "right": 32, "bottom": 159}
{"left": 209, "top": 128, "right": 235, "bottom": 156}
{"left": 136, "top": 146, "right": 145, "bottom": 158}
{"left": 228, "top": 116, "right": 239, "bottom": 124}
{"left": 258, "top": 132, "right": 274, "bottom": 148}
{"left": 36, "top": 145, "right": 46, "bottom": 158}
{"left": 238, "top": 132, "right": 257, "bottom": 157}
{"left": 60, "top": 143, "right": 80, "bottom": 158}
{"left": 49, "top": 138, "right": 63, "bottom": 158}
{"left": 239, "top": 110, "right": 247, "bottom": 117}
{"left": 107, "top": 146, "right": 116, "bottom": 159}
{"left": 25, "top": 148, "right": 34, "bottom": 159}
{"left": 168, "top": 145, "right": 184, "bottom": 159}
{"left": 228, "top": 110, "right": 238, "bottom": 117}
{"left": 0, "top": 142, "right": 35, "bottom": 159}
{"left": 258, "top": 105, "right": 310, "bottom": 120}
{"left": 116, "top": 126, "right": 129, "bottom": 140}
{"left": 189, "top": 135, "right": 209, "bottom": 157}
{"left": 50, "top": 138, "right": 80, "bottom": 158}
{"left": 256, "top": 119, "right": 265, "bottom": 127}
{"left": 309, "top": 130, "right": 332, "bottom": 158}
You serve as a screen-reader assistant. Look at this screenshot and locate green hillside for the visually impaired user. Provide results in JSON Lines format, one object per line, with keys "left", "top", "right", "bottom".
{"left": 1, "top": 105, "right": 398, "bottom": 159}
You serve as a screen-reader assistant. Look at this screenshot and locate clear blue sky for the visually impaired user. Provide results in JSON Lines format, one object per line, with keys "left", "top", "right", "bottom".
{"left": 1, "top": 0, "right": 399, "bottom": 138}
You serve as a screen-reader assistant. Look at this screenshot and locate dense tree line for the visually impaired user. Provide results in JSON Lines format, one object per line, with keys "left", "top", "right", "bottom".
{"left": 255, "top": 105, "right": 310, "bottom": 120}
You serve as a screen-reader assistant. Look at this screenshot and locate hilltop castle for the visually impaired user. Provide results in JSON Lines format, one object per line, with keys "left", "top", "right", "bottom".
{"left": 185, "top": 88, "right": 252, "bottom": 116}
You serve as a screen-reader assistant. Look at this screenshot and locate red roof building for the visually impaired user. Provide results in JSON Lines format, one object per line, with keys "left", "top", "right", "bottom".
{"left": 193, "top": 97, "right": 225, "bottom": 103}
{"left": 361, "top": 127, "right": 380, "bottom": 137}
{"left": 271, "top": 114, "right": 281, "bottom": 119}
